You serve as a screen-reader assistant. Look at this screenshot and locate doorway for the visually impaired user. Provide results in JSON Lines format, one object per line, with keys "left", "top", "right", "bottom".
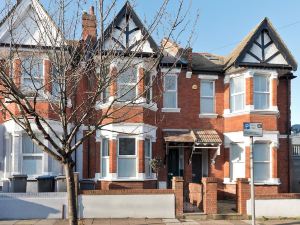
{"left": 192, "top": 153, "right": 202, "bottom": 183}
{"left": 167, "top": 148, "right": 184, "bottom": 188}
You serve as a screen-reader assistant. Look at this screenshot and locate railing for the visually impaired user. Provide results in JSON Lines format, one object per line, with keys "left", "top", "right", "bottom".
{"left": 293, "top": 145, "right": 300, "bottom": 156}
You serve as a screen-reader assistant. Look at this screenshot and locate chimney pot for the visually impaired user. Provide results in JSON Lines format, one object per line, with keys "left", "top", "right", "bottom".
{"left": 90, "top": 6, "right": 95, "bottom": 16}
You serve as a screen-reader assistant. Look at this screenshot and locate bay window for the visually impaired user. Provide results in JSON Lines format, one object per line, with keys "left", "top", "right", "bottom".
{"left": 117, "top": 67, "right": 137, "bottom": 101}
{"left": 22, "top": 134, "right": 43, "bottom": 176}
{"left": 144, "top": 138, "right": 152, "bottom": 178}
{"left": 254, "top": 75, "right": 270, "bottom": 110}
{"left": 200, "top": 80, "right": 215, "bottom": 114}
{"left": 101, "top": 138, "right": 109, "bottom": 178}
{"left": 163, "top": 74, "right": 178, "bottom": 108}
{"left": 118, "top": 138, "right": 136, "bottom": 178}
{"left": 22, "top": 57, "right": 44, "bottom": 94}
{"left": 230, "top": 76, "right": 245, "bottom": 112}
{"left": 253, "top": 143, "right": 271, "bottom": 182}
{"left": 230, "top": 143, "right": 245, "bottom": 181}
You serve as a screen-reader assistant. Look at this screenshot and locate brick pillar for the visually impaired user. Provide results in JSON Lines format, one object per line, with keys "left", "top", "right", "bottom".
{"left": 236, "top": 178, "right": 250, "bottom": 215}
{"left": 137, "top": 67, "right": 145, "bottom": 98}
{"left": 138, "top": 140, "right": 145, "bottom": 173}
{"left": 95, "top": 140, "right": 101, "bottom": 174}
{"left": 202, "top": 177, "right": 218, "bottom": 215}
{"left": 44, "top": 59, "right": 52, "bottom": 93}
{"left": 272, "top": 146, "right": 278, "bottom": 178}
{"left": 110, "top": 66, "right": 117, "bottom": 97}
{"left": 13, "top": 59, "right": 21, "bottom": 88}
{"left": 246, "top": 77, "right": 253, "bottom": 106}
{"left": 224, "top": 148, "right": 230, "bottom": 179}
{"left": 224, "top": 83, "right": 230, "bottom": 111}
{"left": 245, "top": 146, "right": 250, "bottom": 178}
{"left": 109, "top": 139, "right": 117, "bottom": 174}
{"left": 172, "top": 176, "right": 184, "bottom": 217}
{"left": 271, "top": 78, "right": 277, "bottom": 107}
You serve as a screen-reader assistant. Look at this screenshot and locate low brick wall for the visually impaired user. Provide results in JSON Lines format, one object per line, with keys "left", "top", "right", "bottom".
{"left": 98, "top": 180, "right": 157, "bottom": 190}
{"left": 81, "top": 189, "right": 174, "bottom": 195}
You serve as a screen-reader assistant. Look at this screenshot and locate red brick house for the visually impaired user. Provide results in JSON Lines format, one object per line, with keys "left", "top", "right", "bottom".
{"left": 0, "top": 0, "right": 298, "bottom": 209}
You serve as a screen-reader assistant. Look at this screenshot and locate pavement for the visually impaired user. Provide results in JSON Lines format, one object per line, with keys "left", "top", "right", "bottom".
{"left": 0, "top": 219, "right": 300, "bottom": 225}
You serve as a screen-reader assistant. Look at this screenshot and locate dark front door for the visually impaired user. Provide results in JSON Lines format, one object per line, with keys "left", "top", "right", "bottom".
{"left": 192, "top": 153, "right": 202, "bottom": 183}
{"left": 167, "top": 149, "right": 179, "bottom": 188}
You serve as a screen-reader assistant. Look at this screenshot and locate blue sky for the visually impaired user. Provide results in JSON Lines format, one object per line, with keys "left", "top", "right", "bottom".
{"left": 42, "top": 0, "right": 300, "bottom": 125}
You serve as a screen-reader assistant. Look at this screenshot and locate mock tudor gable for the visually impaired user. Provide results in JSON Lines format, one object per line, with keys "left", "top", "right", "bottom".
{"left": 0, "top": 0, "right": 63, "bottom": 47}
{"left": 226, "top": 18, "right": 297, "bottom": 71}
{"left": 102, "top": 1, "right": 158, "bottom": 54}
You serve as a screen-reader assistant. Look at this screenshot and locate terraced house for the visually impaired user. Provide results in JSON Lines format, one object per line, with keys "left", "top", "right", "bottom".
{"left": 0, "top": 0, "right": 298, "bottom": 214}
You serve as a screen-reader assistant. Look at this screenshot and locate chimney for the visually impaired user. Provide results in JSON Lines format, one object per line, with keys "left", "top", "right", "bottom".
{"left": 185, "top": 47, "right": 193, "bottom": 72}
{"left": 82, "top": 6, "right": 97, "bottom": 41}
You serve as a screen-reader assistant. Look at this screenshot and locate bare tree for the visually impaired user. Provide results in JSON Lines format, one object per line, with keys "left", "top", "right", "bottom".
{"left": 0, "top": 0, "right": 198, "bottom": 224}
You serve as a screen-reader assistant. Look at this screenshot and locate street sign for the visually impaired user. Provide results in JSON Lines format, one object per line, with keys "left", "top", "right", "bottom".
{"left": 243, "top": 122, "right": 263, "bottom": 137}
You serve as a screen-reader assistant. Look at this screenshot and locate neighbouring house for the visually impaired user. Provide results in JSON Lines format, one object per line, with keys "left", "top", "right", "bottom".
{"left": 0, "top": 0, "right": 298, "bottom": 213}
{"left": 291, "top": 125, "right": 300, "bottom": 192}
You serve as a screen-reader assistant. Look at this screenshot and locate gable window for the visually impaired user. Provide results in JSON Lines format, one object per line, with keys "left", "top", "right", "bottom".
{"left": 253, "top": 143, "right": 271, "bottom": 182}
{"left": 200, "top": 80, "right": 215, "bottom": 114}
{"left": 163, "top": 74, "right": 178, "bottom": 108}
{"left": 144, "top": 138, "right": 152, "bottom": 178}
{"left": 22, "top": 134, "right": 43, "bottom": 176}
{"left": 230, "top": 76, "right": 245, "bottom": 112}
{"left": 118, "top": 138, "right": 136, "bottom": 178}
{"left": 254, "top": 75, "right": 270, "bottom": 110}
{"left": 117, "top": 67, "right": 137, "bottom": 101}
{"left": 21, "top": 57, "right": 44, "bottom": 94}
{"left": 101, "top": 138, "right": 109, "bottom": 178}
{"left": 230, "top": 143, "right": 245, "bottom": 181}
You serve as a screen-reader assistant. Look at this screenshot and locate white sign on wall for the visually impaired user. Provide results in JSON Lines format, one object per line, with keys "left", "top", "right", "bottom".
{"left": 243, "top": 122, "right": 263, "bottom": 137}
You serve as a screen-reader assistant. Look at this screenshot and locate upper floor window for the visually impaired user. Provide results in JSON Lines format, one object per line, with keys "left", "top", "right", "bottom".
{"left": 117, "top": 67, "right": 137, "bottom": 101}
{"left": 96, "top": 65, "right": 110, "bottom": 103}
{"left": 254, "top": 75, "right": 270, "bottom": 110}
{"left": 163, "top": 74, "right": 177, "bottom": 108}
{"left": 144, "top": 71, "right": 152, "bottom": 103}
{"left": 200, "top": 80, "right": 215, "bottom": 114}
{"left": 21, "top": 57, "right": 44, "bottom": 93}
{"left": 253, "top": 143, "right": 271, "bottom": 182}
{"left": 230, "top": 76, "right": 244, "bottom": 112}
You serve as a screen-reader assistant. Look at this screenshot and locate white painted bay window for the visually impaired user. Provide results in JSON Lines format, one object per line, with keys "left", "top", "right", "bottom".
{"left": 22, "top": 134, "right": 43, "bottom": 176}
{"left": 144, "top": 138, "right": 151, "bottom": 178}
{"left": 117, "top": 67, "right": 137, "bottom": 101}
{"left": 230, "top": 76, "right": 245, "bottom": 112}
{"left": 21, "top": 57, "right": 44, "bottom": 94}
{"left": 118, "top": 138, "right": 136, "bottom": 178}
{"left": 230, "top": 143, "right": 245, "bottom": 181}
{"left": 200, "top": 80, "right": 215, "bottom": 114}
{"left": 254, "top": 75, "right": 270, "bottom": 110}
{"left": 253, "top": 143, "right": 271, "bottom": 182}
{"left": 163, "top": 74, "right": 178, "bottom": 109}
{"left": 101, "top": 138, "right": 109, "bottom": 178}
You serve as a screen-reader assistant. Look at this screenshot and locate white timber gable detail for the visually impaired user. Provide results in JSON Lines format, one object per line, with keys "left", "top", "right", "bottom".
{"left": 0, "top": 0, "right": 63, "bottom": 47}
{"left": 102, "top": 2, "right": 158, "bottom": 53}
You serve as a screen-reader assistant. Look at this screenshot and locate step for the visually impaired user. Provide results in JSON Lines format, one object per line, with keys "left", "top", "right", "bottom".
{"left": 184, "top": 213, "right": 249, "bottom": 220}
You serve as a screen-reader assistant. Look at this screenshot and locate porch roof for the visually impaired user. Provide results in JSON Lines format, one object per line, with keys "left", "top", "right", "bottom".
{"left": 163, "top": 129, "right": 222, "bottom": 145}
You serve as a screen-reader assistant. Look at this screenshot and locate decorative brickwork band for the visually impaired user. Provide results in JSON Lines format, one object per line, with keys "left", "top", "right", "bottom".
{"left": 236, "top": 178, "right": 250, "bottom": 215}
{"left": 172, "top": 176, "right": 184, "bottom": 217}
{"left": 109, "top": 139, "right": 117, "bottom": 173}
{"left": 138, "top": 140, "right": 145, "bottom": 173}
{"left": 246, "top": 77, "right": 253, "bottom": 105}
{"left": 202, "top": 177, "right": 218, "bottom": 214}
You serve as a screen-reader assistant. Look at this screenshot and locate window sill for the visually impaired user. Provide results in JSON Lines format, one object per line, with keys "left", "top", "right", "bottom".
{"left": 223, "top": 109, "right": 279, "bottom": 117}
{"left": 96, "top": 177, "right": 157, "bottom": 181}
{"left": 199, "top": 113, "right": 218, "bottom": 118}
{"left": 223, "top": 178, "right": 281, "bottom": 185}
{"left": 95, "top": 98, "right": 158, "bottom": 111}
{"left": 161, "top": 108, "right": 181, "bottom": 113}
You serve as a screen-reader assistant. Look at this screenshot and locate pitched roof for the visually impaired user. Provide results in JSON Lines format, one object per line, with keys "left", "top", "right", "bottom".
{"left": 225, "top": 17, "right": 297, "bottom": 71}
{"left": 192, "top": 52, "right": 224, "bottom": 72}
{"left": 101, "top": 1, "right": 159, "bottom": 52}
{"left": 0, "top": 0, "right": 22, "bottom": 28}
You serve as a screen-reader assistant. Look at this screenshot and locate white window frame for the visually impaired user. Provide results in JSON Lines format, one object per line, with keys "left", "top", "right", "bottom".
{"left": 200, "top": 80, "right": 215, "bottom": 114}
{"left": 162, "top": 73, "right": 179, "bottom": 111}
{"left": 253, "top": 74, "right": 271, "bottom": 110}
{"left": 117, "top": 67, "right": 138, "bottom": 102}
{"left": 21, "top": 57, "right": 44, "bottom": 94}
{"left": 253, "top": 142, "right": 271, "bottom": 183}
{"left": 101, "top": 138, "right": 110, "bottom": 178}
{"left": 230, "top": 75, "right": 245, "bottom": 112}
{"left": 144, "top": 71, "right": 153, "bottom": 104}
{"left": 144, "top": 138, "right": 152, "bottom": 178}
{"left": 229, "top": 143, "right": 245, "bottom": 182}
{"left": 21, "top": 133, "right": 44, "bottom": 177}
{"left": 117, "top": 137, "right": 137, "bottom": 179}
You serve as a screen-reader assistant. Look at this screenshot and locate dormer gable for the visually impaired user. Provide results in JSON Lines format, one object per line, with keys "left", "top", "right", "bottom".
{"left": 0, "top": 0, "right": 63, "bottom": 47}
{"left": 226, "top": 18, "right": 297, "bottom": 71}
{"left": 102, "top": 1, "right": 159, "bottom": 54}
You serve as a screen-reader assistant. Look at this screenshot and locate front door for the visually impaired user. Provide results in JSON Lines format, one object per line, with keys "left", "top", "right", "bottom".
{"left": 192, "top": 153, "right": 202, "bottom": 183}
{"left": 167, "top": 149, "right": 181, "bottom": 188}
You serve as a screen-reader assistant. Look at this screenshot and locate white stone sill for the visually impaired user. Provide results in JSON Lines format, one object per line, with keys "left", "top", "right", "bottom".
{"left": 161, "top": 108, "right": 181, "bottom": 113}
{"left": 199, "top": 113, "right": 218, "bottom": 118}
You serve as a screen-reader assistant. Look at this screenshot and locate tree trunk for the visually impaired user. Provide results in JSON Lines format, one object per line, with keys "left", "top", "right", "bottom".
{"left": 64, "top": 161, "right": 78, "bottom": 225}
